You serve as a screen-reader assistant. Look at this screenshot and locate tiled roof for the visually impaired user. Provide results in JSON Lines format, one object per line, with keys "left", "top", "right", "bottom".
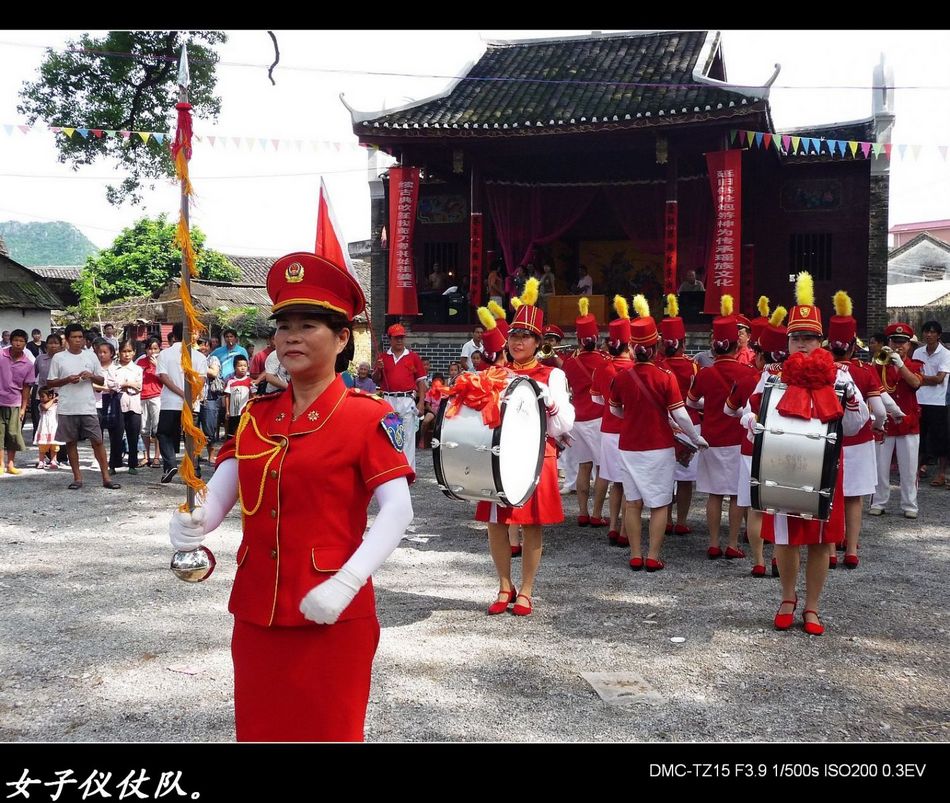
{"left": 353, "top": 30, "right": 765, "bottom": 137}
{"left": 24, "top": 265, "right": 83, "bottom": 281}
{"left": 890, "top": 219, "right": 950, "bottom": 234}
{"left": 223, "top": 254, "right": 272, "bottom": 286}
{"left": 888, "top": 232, "right": 950, "bottom": 261}
{"left": 887, "top": 279, "right": 950, "bottom": 308}
{"left": 783, "top": 118, "right": 876, "bottom": 144}
{"left": 0, "top": 281, "right": 64, "bottom": 309}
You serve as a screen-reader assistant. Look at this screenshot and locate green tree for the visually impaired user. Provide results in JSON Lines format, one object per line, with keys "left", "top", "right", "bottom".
{"left": 19, "top": 31, "right": 226, "bottom": 205}
{"left": 78, "top": 215, "right": 238, "bottom": 303}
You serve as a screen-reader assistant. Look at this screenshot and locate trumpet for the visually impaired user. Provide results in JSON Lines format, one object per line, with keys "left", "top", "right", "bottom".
{"left": 539, "top": 343, "right": 576, "bottom": 359}
{"left": 872, "top": 345, "right": 894, "bottom": 367}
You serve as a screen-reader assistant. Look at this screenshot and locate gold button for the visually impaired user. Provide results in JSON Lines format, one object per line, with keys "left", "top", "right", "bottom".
{"left": 270, "top": 509, "right": 277, "bottom": 518}
{"left": 270, "top": 470, "right": 278, "bottom": 479}
{"left": 269, "top": 549, "right": 277, "bottom": 560}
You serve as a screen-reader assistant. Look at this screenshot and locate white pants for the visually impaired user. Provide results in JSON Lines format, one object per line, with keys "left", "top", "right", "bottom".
{"left": 385, "top": 394, "right": 419, "bottom": 471}
{"left": 872, "top": 433, "right": 919, "bottom": 514}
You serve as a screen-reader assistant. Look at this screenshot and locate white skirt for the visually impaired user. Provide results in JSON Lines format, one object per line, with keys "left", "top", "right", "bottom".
{"left": 697, "top": 444, "right": 742, "bottom": 496}
{"left": 737, "top": 453, "right": 753, "bottom": 507}
{"left": 598, "top": 432, "right": 623, "bottom": 483}
{"left": 569, "top": 418, "right": 602, "bottom": 466}
{"left": 619, "top": 447, "right": 675, "bottom": 509}
{"left": 843, "top": 439, "right": 877, "bottom": 497}
{"left": 673, "top": 424, "right": 700, "bottom": 483}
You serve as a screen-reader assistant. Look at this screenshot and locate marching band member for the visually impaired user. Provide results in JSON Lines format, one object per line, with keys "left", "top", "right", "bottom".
{"left": 373, "top": 323, "right": 427, "bottom": 472}
{"left": 687, "top": 295, "right": 758, "bottom": 560}
{"left": 658, "top": 293, "right": 699, "bottom": 536}
{"left": 591, "top": 296, "right": 633, "bottom": 546}
{"left": 869, "top": 323, "right": 924, "bottom": 519}
{"left": 609, "top": 295, "right": 707, "bottom": 572}
{"left": 476, "top": 279, "right": 575, "bottom": 616}
{"left": 753, "top": 272, "right": 869, "bottom": 636}
{"left": 725, "top": 305, "right": 787, "bottom": 577}
{"left": 735, "top": 312, "right": 756, "bottom": 367}
{"left": 540, "top": 323, "right": 567, "bottom": 368}
{"left": 168, "top": 252, "right": 414, "bottom": 741}
{"left": 826, "top": 291, "right": 887, "bottom": 568}
{"left": 562, "top": 298, "right": 608, "bottom": 527}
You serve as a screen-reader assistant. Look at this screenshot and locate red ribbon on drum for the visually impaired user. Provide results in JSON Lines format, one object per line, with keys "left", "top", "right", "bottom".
{"left": 775, "top": 349, "right": 843, "bottom": 423}
{"left": 443, "top": 366, "right": 511, "bottom": 429}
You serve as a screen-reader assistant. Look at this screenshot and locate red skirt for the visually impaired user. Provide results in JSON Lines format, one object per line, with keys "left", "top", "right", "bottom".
{"left": 232, "top": 615, "right": 380, "bottom": 742}
{"left": 761, "top": 454, "right": 846, "bottom": 546}
{"left": 475, "top": 441, "right": 563, "bottom": 525}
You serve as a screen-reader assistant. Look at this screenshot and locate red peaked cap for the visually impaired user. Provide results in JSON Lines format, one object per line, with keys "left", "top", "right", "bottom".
{"left": 543, "top": 324, "right": 565, "bottom": 340}
{"left": 884, "top": 322, "right": 914, "bottom": 340}
{"left": 511, "top": 303, "right": 544, "bottom": 336}
{"left": 387, "top": 323, "right": 407, "bottom": 337}
{"left": 267, "top": 252, "right": 365, "bottom": 320}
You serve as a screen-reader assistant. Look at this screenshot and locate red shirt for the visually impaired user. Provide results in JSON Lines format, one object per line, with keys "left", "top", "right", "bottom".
{"left": 562, "top": 349, "right": 608, "bottom": 422}
{"left": 663, "top": 355, "right": 701, "bottom": 425}
{"left": 378, "top": 349, "right": 425, "bottom": 393}
{"left": 736, "top": 345, "right": 756, "bottom": 367}
{"left": 250, "top": 345, "right": 273, "bottom": 377}
{"left": 216, "top": 376, "right": 414, "bottom": 628}
{"left": 730, "top": 366, "right": 779, "bottom": 456}
{"left": 610, "top": 362, "right": 684, "bottom": 451}
{"left": 688, "top": 357, "right": 758, "bottom": 447}
{"left": 135, "top": 354, "right": 163, "bottom": 400}
{"left": 593, "top": 356, "right": 633, "bottom": 435}
{"left": 843, "top": 360, "right": 882, "bottom": 447}
{"left": 879, "top": 359, "right": 923, "bottom": 436}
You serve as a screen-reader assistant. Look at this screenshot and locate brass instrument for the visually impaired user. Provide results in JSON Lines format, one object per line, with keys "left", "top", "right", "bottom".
{"left": 539, "top": 343, "right": 577, "bottom": 359}
{"left": 872, "top": 345, "right": 894, "bottom": 367}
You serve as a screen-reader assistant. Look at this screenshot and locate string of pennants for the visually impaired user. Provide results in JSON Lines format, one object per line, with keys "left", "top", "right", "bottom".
{"left": 1, "top": 122, "right": 377, "bottom": 152}
{"left": 731, "top": 129, "right": 950, "bottom": 162}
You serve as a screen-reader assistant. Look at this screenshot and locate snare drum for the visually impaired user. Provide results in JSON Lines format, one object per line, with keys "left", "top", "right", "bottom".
{"left": 432, "top": 376, "right": 547, "bottom": 507}
{"left": 750, "top": 377, "right": 845, "bottom": 520}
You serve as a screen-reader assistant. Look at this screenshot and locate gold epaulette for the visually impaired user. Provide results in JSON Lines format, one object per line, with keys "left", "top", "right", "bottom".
{"left": 348, "top": 388, "right": 386, "bottom": 403}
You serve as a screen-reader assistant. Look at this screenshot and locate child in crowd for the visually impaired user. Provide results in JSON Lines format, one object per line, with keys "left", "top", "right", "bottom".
{"left": 33, "top": 388, "right": 63, "bottom": 469}
{"left": 223, "top": 355, "right": 254, "bottom": 437}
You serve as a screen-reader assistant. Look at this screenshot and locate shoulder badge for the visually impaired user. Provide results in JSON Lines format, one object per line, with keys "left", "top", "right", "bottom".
{"left": 380, "top": 412, "right": 406, "bottom": 452}
{"left": 347, "top": 388, "right": 384, "bottom": 403}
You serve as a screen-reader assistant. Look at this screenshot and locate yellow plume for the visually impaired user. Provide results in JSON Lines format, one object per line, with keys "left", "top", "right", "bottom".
{"left": 510, "top": 297, "right": 523, "bottom": 311}
{"left": 720, "top": 294, "right": 734, "bottom": 317}
{"left": 769, "top": 306, "right": 787, "bottom": 328}
{"left": 487, "top": 299, "right": 506, "bottom": 320}
{"left": 578, "top": 296, "right": 590, "bottom": 317}
{"left": 632, "top": 294, "right": 650, "bottom": 319}
{"left": 757, "top": 295, "right": 770, "bottom": 318}
{"left": 477, "top": 306, "right": 497, "bottom": 331}
{"left": 613, "top": 294, "right": 629, "bottom": 320}
{"left": 833, "top": 290, "right": 852, "bottom": 318}
{"left": 665, "top": 293, "right": 679, "bottom": 318}
{"left": 795, "top": 271, "right": 815, "bottom": 307}
{"left": 520, "top": 277, "right": 539, "bottom": 307}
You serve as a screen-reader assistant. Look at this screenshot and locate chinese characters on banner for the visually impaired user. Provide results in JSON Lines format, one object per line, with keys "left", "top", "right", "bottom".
{"left": 387, "top": 166, "right": 420, "bottom": 316}
{"left": 664, "top": 201, "right": 678, "bottom": 294}
{"left": 703, "top": 150, "right": 742, "bottom": 315}
{"left": 470, "top": 212, "right": 484, "bottom": 308}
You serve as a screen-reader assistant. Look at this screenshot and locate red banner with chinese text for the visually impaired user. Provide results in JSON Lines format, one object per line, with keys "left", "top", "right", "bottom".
{"left": 703, "top": 150, "right": 742, "bottom": 315}
{"left": 470, "top": 212, "right": 484, "bottom": 307}
{"left": 664, "top": 200, "right": 678, "bottom": 294}
{"left": 387, "top": 166, "right": 420, "bottom": 316}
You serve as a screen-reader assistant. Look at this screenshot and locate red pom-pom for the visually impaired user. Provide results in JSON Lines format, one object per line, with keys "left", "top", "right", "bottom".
{"left": 781, "top": 349, "right": 836, "bottom": 389}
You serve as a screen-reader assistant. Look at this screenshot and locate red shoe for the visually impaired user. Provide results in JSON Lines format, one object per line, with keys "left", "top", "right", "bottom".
{"left": 577, "top": 515, "right": 590, "bottom": 527}
{"left": 607, "top": 529, "right": 620, "bottom": 544}
{"left": 665, "top": 522, "right": 673, "bottom": 534}
{"left": 751, "top": 564, "right": 767, "bottom": 577}
{"left": 616, "top": 534, "right": 630, "bottom": 548}
{"left": 724, "top": 546, "right": 745, "bottom": 559}
{"left": 644, "top": 558, "right": 665, "bottom": 573}
{"left": 673, "top": 524, "right": 692, "bottom": 535}
{"left": 802, "top": 610, "right": 824, "bottom": 636}
{"left": 843, "top": 554, "right": 859, "bottom": 569}
{"left": 510, "top": 545, "right": 522, "bottom": 558}
{"left": 771, "top": 557, "right": 780, "bottom": 578}
{"left": 629, "top": 557, "right": 644, "bottom": 571}
{"left": 511, "top": 593, "right": 533, "bottom": 616}
{"left": 487, "top": 587, "right": 517, "bottom": 615}
{"left": 828, "top": 554, "right": 838, "bottom": 569}
{"left": 589, "top": 517, "right": 608, "bottom": 527}
{"left": 774, "top": 597, "right": 798, "bottom": 631}
{"left": 707, "top": 546, "right": 723, "bottom": 559}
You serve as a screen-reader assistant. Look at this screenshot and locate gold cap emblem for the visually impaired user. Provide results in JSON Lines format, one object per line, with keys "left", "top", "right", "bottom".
{"left": 285, "top": 262, "right": 304, "bottom": 283}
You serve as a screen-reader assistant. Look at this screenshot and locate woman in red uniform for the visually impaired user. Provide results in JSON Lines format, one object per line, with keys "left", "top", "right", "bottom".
{"left": 475, "top": 278, "right": 575, "bottom": 616}
{"left": 168, "top": 252, "right": 414, "bottom": 741}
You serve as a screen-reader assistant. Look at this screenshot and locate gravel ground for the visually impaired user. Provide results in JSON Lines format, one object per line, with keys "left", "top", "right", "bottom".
{"left": 0, "top": 437, "right": 947, "bottom": 742}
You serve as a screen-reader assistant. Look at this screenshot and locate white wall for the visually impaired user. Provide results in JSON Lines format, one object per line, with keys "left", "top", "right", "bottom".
{"left": 0, "top": 308, "right": 53, "bottom": 340}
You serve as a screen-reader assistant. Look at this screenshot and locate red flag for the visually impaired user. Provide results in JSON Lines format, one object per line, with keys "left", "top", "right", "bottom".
{"left": 315, "top": 177, "right": 358, "bottom": 281}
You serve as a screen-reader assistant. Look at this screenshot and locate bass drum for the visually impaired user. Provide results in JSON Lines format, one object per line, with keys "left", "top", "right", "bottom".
{"left": 432, "top": 375, "right": 547, "bottom": 507}
{"left": 750, "top": 376, "right": 845, "bottom": 520}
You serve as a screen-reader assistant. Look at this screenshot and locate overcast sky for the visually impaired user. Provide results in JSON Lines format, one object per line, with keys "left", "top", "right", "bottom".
{"left": 1, "top": 29, "right": 948, "bottom": 257}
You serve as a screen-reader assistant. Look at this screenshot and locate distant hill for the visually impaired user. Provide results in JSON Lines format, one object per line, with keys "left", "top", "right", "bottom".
{"left": 0, "top": 220, "right": 99, "bottom": 266}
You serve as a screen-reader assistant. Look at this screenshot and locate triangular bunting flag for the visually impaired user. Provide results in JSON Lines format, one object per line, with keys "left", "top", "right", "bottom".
{"left": 791, "top": 136, "right": 801, "bottom": 154}
{"left": 50, "top": 126, "right": 62, "bottom": 134}
{"left": 63, "top": 127, "right": 75, "bottom": 138}
{"left": 333, "top": 142, "right": 342, "bottom": 152}
{"left": 77, "top": 128, "right": 89, "bottom": 138}
{"left": 104, "top": 130, "right": 116, "bottom": 137}
{"left": 232, "top": 137, "right": 242, "bottom": 148}
{"left": 763, "top": 133, "right": 773, "bottom": 149}
{"left": 315, "top": 178, "right": 360, "bottom": 286}
{"left": 245, "top": 137, "right": 255, "bottom": 149}
{"left": 295, "top": 139, "right": 303, "bottom": 151}
{"left": 153, "top": 132, "right": 165, "bottom": 144}
{"left": 939, "top": 145, "right": 948, "bottom": 161}
{"left": 860, "top": 142, "right": 872, "bottom": 158}
{"left": 729, "top": 129, "right": 738, "bottom": 144}
{"left": 257, "top": 138, "right": 268, "bottom": 149}
{"left": 754, "top": 132, "right": 765, "bottom": 148}
{"left": 872, "top": 143, "right": 883, "bottom": 158}
{"left": 782, "top": 135, "right": 792, "bottom": 153}
{"left": 271, "top": 138, "right": 280, "bottom": 150}
{"left": 137, "top": 132, "right": 150, "bottom": 143}
{"left": 745, "top": 131, "right": 755, "bottom": 147}
{"left": 207, "top": 135, "right": 216, "bottom": 146}
{"left": 3, "top": 124, "right": 13, "bottom": 135}
{"left": 91, "top": 129, "right": 103, "bottom": 138}
{"left": 911, "top": 144, "right": 921, "bottom": 160}
{"left": 897, "top": 144, "right": 908, "bottom": 160}
{"left": 884, "top": 143, "right": 892, "bottom": 158}
{"left": 848, "top": 141, "right": 859, "bottom": 157}
{"left": 119, "top": 130, "right": 131, "bottom": 139}
{"left": 17, "top": 124, "right": 29, "bottom": 134}
{"left": 310, "top": 141, "right": 320, "bottom": 151}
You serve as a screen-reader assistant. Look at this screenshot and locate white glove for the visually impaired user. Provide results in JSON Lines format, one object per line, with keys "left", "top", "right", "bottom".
{"left": 889, "top": 350, "right": 904, "bottom": 369}
{"left": 740, "top": 410, "right": 758, "bottom": 443}
{"left": 893, "top": 408, "right": 906, "bottom": 423}
{"left": 169, "top": 507, "right": 207, "bottom": 552}
{"left": 299, "top": 567, "right": 364, "bottom": 625}
{"left": 694, "top": 435, "right": 710, "bottom": 450}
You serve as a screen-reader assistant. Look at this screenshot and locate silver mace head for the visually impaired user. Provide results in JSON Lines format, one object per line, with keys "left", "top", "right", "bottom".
{"left": 170, "top": 546, "right": 216, "bottom": 583}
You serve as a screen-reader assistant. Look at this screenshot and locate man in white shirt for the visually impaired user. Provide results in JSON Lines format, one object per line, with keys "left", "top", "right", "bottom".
{"left": 45, "top": 323, "right": 120, "bottom": 490}
{"left": 156, "top": 323, "right": 209, "bottom": 483}
{"left": 575, "top": 265, "right": 593, "bottom": 296}
{"left": 103, "top": 323, "right": 120, "bottom": 353}
{"left": 459, "top": 325, "right": 485, "bottom": 372}
{"left": 913, "top": 320, "right": 950, "bottom": 486}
